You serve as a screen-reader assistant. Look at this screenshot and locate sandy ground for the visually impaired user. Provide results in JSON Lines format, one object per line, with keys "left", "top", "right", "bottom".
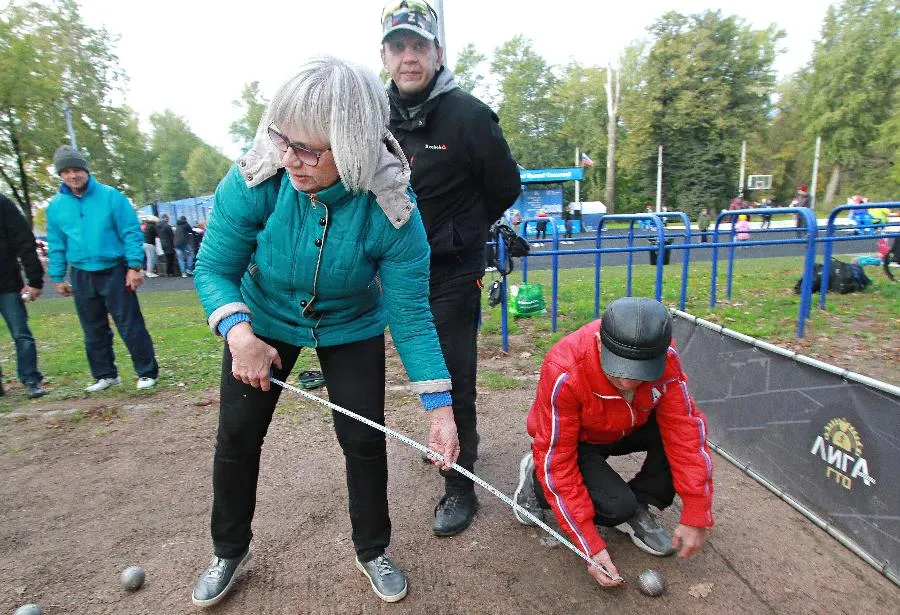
{"left": 1, "top": 357, "right": 897, "bottom": 614}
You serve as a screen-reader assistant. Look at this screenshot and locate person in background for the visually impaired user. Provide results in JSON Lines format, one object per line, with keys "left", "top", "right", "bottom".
{"left": 735, "top": 214, "right": 751, "bottom": 245}
{"left": 380, "top": 0, "right": 521, "bottom": 537}
{"left": 174, "top": 215, "right": 195, "bottom": 277}
{"left": 759, "top": 198, "right": 773, "bottom": 230}
{"left": 697, "top": 207, "right": 711, "bottom": 243}
{"left": 142, "top": 216, "right": 159, "bottom": 278}
{"left": 0, "top": 193, "right": 47, "bottom": 398}
{"left": 45, "top": 145, "right": 159, "bottom": 392}
{"left": 792, "top": 185, "right": 811, "bottom": 239}
{"left": 158, "top": 213, "right": 177, "bottom": 276}
{"left": 513, "top": 297, "right": 713, "bottom": 588}
{"left": 535, "top": 209, "right": 550, "bottom": 244}
{"left": 191, "top": 220, "right": 206, "bottom": 256}
{"left": 190, "top": 56, "right": 459, "bottom": 607}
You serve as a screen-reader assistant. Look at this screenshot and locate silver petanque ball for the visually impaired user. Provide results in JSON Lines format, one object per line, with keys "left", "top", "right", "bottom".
{"left": 14, "top": 605, "right": 42, "bottom": 615}
{"left": 637, "top": 568, "right": 665, "bottom": 597}
{"left": 121, "top": 565, "right": 146, "bottom": 591}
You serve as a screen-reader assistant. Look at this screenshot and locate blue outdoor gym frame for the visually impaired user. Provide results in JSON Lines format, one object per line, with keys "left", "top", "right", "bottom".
{"left": 491, "top": 203, "right": 898, "bottom": 352}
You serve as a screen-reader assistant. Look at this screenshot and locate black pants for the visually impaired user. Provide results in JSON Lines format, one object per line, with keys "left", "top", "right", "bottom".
{"left": 70, "top": 264, "right": 158, "bottom": 380}
{"left": 534, "top": 412, "right": 675, "bottom": 526}
{"left": 430, "top": 276, "right": 481, "bottom": 495}
{"left": 163, "top": 251, "right": 177, "bottom": 275}
{"left": 211, "top": 334, "right": 390, "bottom": 562}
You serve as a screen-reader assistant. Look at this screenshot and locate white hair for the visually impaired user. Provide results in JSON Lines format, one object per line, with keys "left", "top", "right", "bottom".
{"left": 264, "top": 56, "right": 389, "bottom": 194}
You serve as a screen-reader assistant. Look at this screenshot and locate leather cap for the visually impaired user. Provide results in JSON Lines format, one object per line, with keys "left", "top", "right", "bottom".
{"left": 600, "top": 297, "right": 672, "bottom": 381}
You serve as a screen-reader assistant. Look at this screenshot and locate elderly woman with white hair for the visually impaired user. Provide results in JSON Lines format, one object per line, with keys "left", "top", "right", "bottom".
{"left": 191, "top": 56, "right": 459, "bottom": 607}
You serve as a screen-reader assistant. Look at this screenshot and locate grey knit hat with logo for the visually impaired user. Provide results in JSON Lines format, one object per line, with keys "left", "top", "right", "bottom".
{"left": 53, "top": 145, "right": 90, "bottom": 175}
{"left": 600, "top": 297, "right": 672, "bottom": 382}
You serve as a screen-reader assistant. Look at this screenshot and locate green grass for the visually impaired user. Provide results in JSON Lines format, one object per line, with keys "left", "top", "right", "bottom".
{"left": 481, "top": 255, "right": 899, "bottom": 347}
{"left": 1, "top": 256, "right": 896, "bottom": 412}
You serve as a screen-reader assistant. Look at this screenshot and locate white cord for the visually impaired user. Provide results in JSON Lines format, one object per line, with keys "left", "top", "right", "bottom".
{"left": 270, "top": 377, "right": 622, "bottom": 582}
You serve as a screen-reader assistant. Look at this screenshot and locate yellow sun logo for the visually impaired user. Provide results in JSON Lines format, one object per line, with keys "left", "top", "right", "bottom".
{"left": 823, "top": 418, "right": 862, "bottom": 456}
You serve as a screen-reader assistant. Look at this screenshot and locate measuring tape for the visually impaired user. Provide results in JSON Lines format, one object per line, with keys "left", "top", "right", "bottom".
{"left": 270, "top": 377, "right": 622, "bottom": 582}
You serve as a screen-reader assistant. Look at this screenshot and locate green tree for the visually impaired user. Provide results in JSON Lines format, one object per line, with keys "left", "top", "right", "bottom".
{"left": 149, "top": 110, "right": 207, "bottom": 201}
{"left": 182, "top": 145, "right": 231, "bottom": 196}
{"left": 0, "top": 0, "right": 147, "bottom": 224}
{"left": 490, "top": 36, "right": 565, "bottom": 169}
{"left": 620, "top": 11, "right": 782, "bottom": 217}
{"left": 793, "top": 0, "right": 899, "bottom": 204}
{"left": 453, "top": 43, "right": 486, "bottom": 95}
{"left": 229, "top": 81, "right": 268, "bottom": 153}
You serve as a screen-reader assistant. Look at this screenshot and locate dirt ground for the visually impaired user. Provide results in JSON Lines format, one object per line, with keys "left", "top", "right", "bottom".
{"left": 1, "top": 336, "right": 898, "bottom": 615}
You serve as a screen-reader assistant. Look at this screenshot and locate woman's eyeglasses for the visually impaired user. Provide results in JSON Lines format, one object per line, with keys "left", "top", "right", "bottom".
{"left": 268, "top": 126, "right": 331, "bottom": 167}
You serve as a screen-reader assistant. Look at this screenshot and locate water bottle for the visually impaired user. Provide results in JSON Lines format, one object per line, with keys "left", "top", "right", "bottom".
{"left": 20, "top": 290, "right": 30, "bottom": 302}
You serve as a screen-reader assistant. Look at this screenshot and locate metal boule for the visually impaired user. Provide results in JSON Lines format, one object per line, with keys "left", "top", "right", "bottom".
{"left": 637, "top": 568, "right": 665, "bottom": 597}
{"left": 121, "top": 565, "right": 146, "bottom": 591}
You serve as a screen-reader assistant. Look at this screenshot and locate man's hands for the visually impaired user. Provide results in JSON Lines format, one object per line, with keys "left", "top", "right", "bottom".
{"left": 427, "top": 406, "right": 459, "bottom": 470}
{"left": 227, "top": 322, "right": 282, "bottom": 391}
{"left": 54, "top": 281, "right": 73, "bottom": 297}
{"left": 125, "top": 268, "right": 144, "bottom": 291}
{"left": 21, "top": 286, "right": 42, "bottom": 302}
{"left": 672, "top": 524, "right": 710, "bottom": 559}
{"left": 587, "top": 549, "right": 622, "bottom": 587}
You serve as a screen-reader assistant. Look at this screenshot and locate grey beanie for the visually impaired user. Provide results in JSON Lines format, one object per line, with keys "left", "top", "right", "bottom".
{"left": 53, "top": 145, "right": 90, "bottom": 174}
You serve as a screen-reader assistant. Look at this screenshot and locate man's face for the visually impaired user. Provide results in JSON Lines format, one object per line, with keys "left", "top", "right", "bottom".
{"left": 381, "top": 31, "right": 443, "bottom": 96}
{"left": 60, "top": 168, "right": 89, "bottom": 194}
{"left": 605, "top": 374, "right": 645, "bottom": 393}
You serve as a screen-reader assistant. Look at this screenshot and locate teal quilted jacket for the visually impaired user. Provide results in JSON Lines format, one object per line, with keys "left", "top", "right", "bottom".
{"left": 194, "top": 164, "right": 451, "bottom": 394}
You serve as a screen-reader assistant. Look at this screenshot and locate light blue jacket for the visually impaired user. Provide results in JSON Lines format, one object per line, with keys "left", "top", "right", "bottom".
{"left": 46, "top": 177, "right": 145, "bottom": 282}
{"left": 194, "top": 155, "right": 451, "bottom": 394}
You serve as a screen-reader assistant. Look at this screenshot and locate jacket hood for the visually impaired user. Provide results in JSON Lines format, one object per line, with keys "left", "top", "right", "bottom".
{"left": 236, "top": 126, "right": 415, "bottom": 230}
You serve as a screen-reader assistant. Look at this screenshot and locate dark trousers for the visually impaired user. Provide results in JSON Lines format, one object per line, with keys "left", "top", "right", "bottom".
{"left": 430, "top": 276, "right": 481, "bottom": 495}
{"left": 70, "top": 264, "right": 158, "bottom": 380}
{"left": 163, "top": 251, "right": 177, "bottom": 275}
{"left": 211, "top": 334, "right": 390, "bottom": 562}
{"left": 534, "top": 412, "right": 675, "bottom": 526}
{"left": 0, "top": 292, "right": 42, "bottom": 385}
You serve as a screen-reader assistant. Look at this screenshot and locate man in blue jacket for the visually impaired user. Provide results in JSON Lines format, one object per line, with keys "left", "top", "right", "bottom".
{"left": 46, "top": 145, "right": 159, "bottom": 392}
{"left": 380, "top": 0, "right": 522, "bottom": 536}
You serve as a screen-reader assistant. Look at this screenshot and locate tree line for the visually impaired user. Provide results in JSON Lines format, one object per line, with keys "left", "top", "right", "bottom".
{"left": 2, "top": 0, "right": 897, "bottom": 229}
{"left": 454, "top": 0, "right": 898, "bottom": 217}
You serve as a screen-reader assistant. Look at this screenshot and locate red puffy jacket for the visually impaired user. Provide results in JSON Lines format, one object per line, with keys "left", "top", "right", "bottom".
{"left": 526, "top": 320, "right": 714, "bottom": 557}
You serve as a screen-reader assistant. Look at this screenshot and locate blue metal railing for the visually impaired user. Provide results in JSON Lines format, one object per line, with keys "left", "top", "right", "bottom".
{"left": 492, "top": 204, "right": 897, "bottom": 350}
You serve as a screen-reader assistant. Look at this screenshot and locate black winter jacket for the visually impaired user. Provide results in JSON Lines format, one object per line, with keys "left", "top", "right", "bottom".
{"left": 0, "top": 194, "right": 44, "bottom": 293}
{"left": 174, "top": 218, "right": 193, "bottom": 249}
{"left": 388, "top": 79, "right": 520, "bottom": 284}
{"left": 157, "top": 220, "right": 175, "bottom": 253}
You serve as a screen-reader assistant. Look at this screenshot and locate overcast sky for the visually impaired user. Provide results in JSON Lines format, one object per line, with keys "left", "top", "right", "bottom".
{"left": 73, "top": 0, "right": 835, "bottom": 159}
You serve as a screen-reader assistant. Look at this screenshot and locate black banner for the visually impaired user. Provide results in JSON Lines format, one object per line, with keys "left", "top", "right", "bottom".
{"left": 672, "top": 312, "right": 900, "bottom": 583}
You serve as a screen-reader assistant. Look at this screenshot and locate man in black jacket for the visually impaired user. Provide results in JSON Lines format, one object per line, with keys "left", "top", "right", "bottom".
{"left": 380, "top": 0, "right": 522, "bottom": 536}
{"left": 0, "top": 194, "right": 47, "bottom": 398}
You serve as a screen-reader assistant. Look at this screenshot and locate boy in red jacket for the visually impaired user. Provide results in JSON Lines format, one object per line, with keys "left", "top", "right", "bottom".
{"left": 514, "top": 297, "right": 714, "bottom": 587}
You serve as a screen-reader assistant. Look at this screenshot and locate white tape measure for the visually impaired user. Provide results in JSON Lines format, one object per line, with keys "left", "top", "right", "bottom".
{"left": 270, "top": 377, "right": 621, "bottom": 582}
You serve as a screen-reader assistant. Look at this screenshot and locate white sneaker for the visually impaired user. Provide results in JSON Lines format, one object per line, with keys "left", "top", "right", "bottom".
{"left": 136, "top": 377, "right": 157, "bottom": 390}
{"left": 145, "top": 271, "right": 159, "bottom": 278}
{"left": 85, "top": 377, "right": 122, "bottom": 392}
{"left": 181, "top": 273, "right": 188, "bottom": 278}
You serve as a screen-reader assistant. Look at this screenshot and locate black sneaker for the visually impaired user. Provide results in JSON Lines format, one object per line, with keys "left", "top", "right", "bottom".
{"left": 191, "top": 548, "right": 252, "bottom": 607}
{"left": 513, "top": 453, "right": 543, "bottom": 526}
{"left": 433, "top": 492, "right": 478, "bottom": 537}
{"left": 355, "top": 554, "right": 408, "bottom": 603}
{"left": 615, "top": 505, "right": 675, "bottom": 556}
{"left": 26, "top": 383, "right": 47, "bottom": 399}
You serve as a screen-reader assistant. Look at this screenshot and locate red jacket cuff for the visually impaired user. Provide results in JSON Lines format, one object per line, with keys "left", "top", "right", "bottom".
{"left": 678, "top": 493, "right": 715, "bottom": 527}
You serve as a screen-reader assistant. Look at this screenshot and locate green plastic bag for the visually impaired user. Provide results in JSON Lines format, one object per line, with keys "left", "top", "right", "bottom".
{"left": 508, "top": 283, "right": 546, "bottom": 318}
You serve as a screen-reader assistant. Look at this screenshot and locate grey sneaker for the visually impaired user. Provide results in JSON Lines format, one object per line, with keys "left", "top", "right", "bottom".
{"left": 615, "top": 505, "right": 675, "bottom": 556}
{"left": 191, "top": 548, "right": 252, "bottom": 607}
{"left": 85, "top": 376, "right": 121, "bottom": 392}
{"left": 513, "top": 453, "right": 543, "bottom": 526}
{"left": 355, "top": 554, "right": 408, "bottom": 603}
